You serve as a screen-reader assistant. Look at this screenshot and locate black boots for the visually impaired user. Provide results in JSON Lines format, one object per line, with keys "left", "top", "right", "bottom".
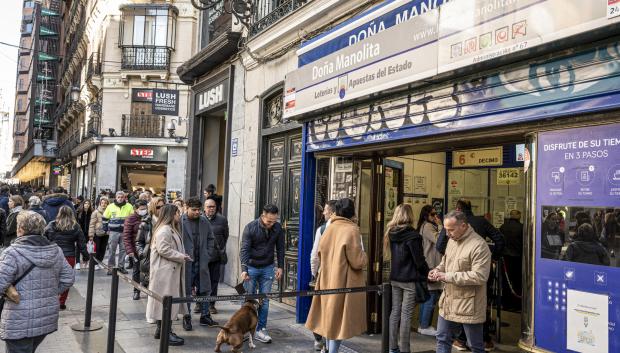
{"left": 155, "top": 320, "right": 185, "bottom": 346}
{"left": 182, "top": 314, "right": 193, "bottom": 331}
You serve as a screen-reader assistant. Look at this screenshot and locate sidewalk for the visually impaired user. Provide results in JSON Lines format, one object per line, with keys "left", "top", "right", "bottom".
{"left": 0, "top": 267, "right": 519, "bottom": 353}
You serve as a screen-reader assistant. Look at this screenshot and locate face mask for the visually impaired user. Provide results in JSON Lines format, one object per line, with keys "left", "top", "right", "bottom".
{"left": 137, "top": 209, "right": 148, "bottom": 216}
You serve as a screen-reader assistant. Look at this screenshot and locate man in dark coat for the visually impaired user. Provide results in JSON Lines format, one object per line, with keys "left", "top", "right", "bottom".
{"left": 204, "top": 198, "right": 229, "bottom": 314}
{"left": 203, "top": 184, "right": 222, "bottom": 214}
{"left": 28, "top": 196, "right": 50, "bottom": 223}
{"left": 123, "top": 199, "right": 148, "bottom": 300}
{"left": 500, "top": 210, "right": 523, "bottom": 311}
{"left": 42, "top": 187, "right": 75, "bottom": 221}
{"left": 181, "top": 197, "right": 217, "bottom": 331}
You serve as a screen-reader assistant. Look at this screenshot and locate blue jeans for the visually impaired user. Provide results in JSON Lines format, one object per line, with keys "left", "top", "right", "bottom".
{"left": 187, "top": 261, "right": 209, "bottom": 317}
{"left": 244, "top": 265, "right": 274, "bottom": 331}
{"left": 436, "top": 316, "right": 484, "bottom": 353}
{"left": 419, "top": 290, "right": 441, "bottom": 328}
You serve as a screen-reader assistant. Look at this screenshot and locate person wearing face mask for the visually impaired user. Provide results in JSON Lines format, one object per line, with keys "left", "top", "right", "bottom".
{"left": 123, "top": 199, "right": 149, "bottom": 300}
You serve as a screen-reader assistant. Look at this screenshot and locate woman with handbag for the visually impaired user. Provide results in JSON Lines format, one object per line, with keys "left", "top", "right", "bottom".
{"left": 43, "top": 206, "right": 89, "bottom": 310}
{"left": 417, "top": 205, "right": 444, "bottom": 337}
{"left": 383, "top": 204, "right": 430, "bottom": 353}
{"left": 0, "top": 210, "right": 74, "bottom": 353}
{"left": 89, "top": 197, "right": 109, "bottom": 269}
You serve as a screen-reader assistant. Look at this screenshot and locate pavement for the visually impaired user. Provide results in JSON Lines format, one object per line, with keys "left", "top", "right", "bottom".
{"left": 0, "top": 265, "right": 522, "bottom": 353}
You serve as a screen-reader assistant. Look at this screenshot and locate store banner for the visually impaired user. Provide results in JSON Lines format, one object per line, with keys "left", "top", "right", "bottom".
{"left": 116, "top": 146, "right": 168, "bottom": 163}
{"left": 287, "top": 0, "right": 620, "bottom": 120}
{"left": 284, "top": 8, "right": 439, "bottom": 118}
{"left": 152, "top": 89, "right": 179, "bottom": 115}
{"left": 438, "top": 0, "right": 619, "bottom": 73}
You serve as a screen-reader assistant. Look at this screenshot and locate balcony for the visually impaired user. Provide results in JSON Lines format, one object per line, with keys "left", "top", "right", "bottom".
{"left": 58, "top": 130, "right": 80, "bottom": 159}
{"left": 121, "top": 46, "right": 171, "bottom": 71}
{"left": 249, "top": 0, "right": 308, "bottom": 37}
{"left": 121, "top": 115, "right": 167, "bottom": 138}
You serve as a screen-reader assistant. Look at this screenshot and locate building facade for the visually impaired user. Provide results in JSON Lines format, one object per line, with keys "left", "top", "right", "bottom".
{"left": 11, "top": 0, "right": 60, "bottom": 186}
{"left": 50, "top": 0, "right": 198, "bottom": 198}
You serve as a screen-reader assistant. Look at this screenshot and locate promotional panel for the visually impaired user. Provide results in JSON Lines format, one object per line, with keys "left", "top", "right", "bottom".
{"left": 535, "top": 124, "right": 620, "bottom": 353}
{"left": 438, "top": 0, "right": 620, "bottom": 73}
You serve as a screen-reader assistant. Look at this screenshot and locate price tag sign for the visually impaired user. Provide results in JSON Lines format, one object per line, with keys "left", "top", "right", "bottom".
{"left": 609, "top": 0, "right": 620, "bottom": 19}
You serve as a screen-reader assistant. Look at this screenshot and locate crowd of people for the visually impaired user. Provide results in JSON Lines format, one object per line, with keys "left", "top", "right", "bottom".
{"left": 0, "top": 177, "right": 616, "bottom": 353}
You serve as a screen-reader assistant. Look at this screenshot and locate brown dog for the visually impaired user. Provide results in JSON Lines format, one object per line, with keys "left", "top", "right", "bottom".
{"left": 214, "top": 299, "right": 261, "bottom": 353}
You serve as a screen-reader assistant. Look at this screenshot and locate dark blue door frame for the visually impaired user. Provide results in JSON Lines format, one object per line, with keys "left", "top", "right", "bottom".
{"left": 296, "top": 122, "right": 315, "bottom": 323}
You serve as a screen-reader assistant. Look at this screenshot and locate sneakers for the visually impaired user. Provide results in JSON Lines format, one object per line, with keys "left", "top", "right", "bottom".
{"left": 485, "top": 341, "right": 495, "bottom": 352}
{"left": 95, "top": 265, "right": 101, "bottom": 271}
{"left": 417, "top": 326, "right": 437, "bottom": 336}
{"left": 193, "top": 303, "right": 202, "bottom": 314}
{"left": 199, "top": 315, "right": 219, "bottom": 327}
{"left": 59, "top": 304, "right": 67, "bottom": 310}
{"left": 453, "top": 340, "right": 469, "bottom": 351}
{"left": 75, "top": 263, "right": 81, "bottom": 270}
{"left": 254, "top": 328, "right": 272, "bottom": 343}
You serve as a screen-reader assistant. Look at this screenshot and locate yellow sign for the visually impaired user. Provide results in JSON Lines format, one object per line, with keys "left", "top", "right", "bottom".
{"left": 497, "top": 168, "right": 521, "bottom": 185}
{"left": 452, "top": 147, "right": 503, "bottom": 167}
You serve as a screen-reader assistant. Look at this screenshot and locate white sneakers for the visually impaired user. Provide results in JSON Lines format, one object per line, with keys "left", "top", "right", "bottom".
{"left": 75, "top": 263, "right": 81, "bottom": 270}
{"left": 417, "top": 326, "right": 438, "bottom": 336}
{"left": 95, "top": 264, "right": 101, "bottom": 271}
{"left": 254, "top": 328, "right": 272, "bottom": 343}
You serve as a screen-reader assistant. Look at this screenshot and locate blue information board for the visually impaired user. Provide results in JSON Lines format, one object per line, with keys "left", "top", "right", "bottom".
{"left": 535, "top": 124, "right": 620, "bottom": 353}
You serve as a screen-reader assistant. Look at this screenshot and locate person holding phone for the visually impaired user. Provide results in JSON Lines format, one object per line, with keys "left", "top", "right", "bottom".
{"left": 146, "top": 204, "right": 190, "bottom": 346}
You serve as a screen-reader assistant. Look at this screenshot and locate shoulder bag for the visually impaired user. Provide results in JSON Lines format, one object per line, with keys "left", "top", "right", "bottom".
{"left": 0, "top": 264, "right": 36, "bottom": 314}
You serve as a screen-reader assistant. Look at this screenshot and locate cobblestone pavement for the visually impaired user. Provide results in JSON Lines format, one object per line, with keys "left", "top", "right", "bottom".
{"left": 0, "top": 266, "right": 521, "bottom": 353}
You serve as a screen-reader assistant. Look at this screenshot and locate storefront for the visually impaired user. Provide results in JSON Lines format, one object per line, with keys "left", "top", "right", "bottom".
{"left": 286, "top": 0, "right": 620, "bottom": 351}
{"left": 185, "top": 67, "right": 234, "bottom": 207}
{"left": 116, "top": 145, "right": 168, "bottom": 194}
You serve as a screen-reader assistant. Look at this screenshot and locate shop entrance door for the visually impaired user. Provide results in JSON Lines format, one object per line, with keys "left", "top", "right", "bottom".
{"left": 261, "top": 132, "right": 303, "bottom": 306}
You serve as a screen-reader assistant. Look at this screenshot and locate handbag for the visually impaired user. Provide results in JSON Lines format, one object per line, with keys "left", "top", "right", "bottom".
{"left": 414, "top": 281, "right": 431, "bottom": 303}
{"left": 0, "top": 264, "right": 36, "bottom": 313}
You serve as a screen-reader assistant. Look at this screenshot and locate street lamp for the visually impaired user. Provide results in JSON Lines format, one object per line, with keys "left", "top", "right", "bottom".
{"left": 70, "top": 86, "right": 81, "bottom": 103}
{"left": 166, "top": 120, "right": 176, "bottom": 138}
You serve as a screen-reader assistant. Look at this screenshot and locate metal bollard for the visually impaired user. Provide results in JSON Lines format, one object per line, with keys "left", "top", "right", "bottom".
{"left": 71, "top": 256, "right": 103, "bottom": 332}
{"left": 159, "top": 296, "right": 173, "bottom": 353}
{"left": 106, "top": 268, "right": 120, "bottom": 353}
{"left": 381, "top": 282, "right": 391, "bottom": 353}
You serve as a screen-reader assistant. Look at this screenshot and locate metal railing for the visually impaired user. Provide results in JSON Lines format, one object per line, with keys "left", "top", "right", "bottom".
{"left": 57, "top": 130, "right": 80, "bottom": 159}
{"left": 121, "top": 114, "right": 167, "bottom": 138}
{"left": 84, "top": 115, "right": 101, "bottom": 138}
{"left": 249, "top": 0, "right": 308, "bottom": 37}
{"left": 121, "top": 46, "right": 171, "bottom": 71}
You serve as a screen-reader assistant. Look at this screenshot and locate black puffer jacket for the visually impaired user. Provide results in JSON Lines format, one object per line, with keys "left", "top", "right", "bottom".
{"left": 43, "top": 221, "right": 89, "bottom": 259}
{"left": 566, "top": 241, "right": 610, "bottom": 266}
{"left": 388, "top": 225, "right": 429, "bottom": 282}
{"left": 240, "top": 218, "right": 284, "bottom": 272}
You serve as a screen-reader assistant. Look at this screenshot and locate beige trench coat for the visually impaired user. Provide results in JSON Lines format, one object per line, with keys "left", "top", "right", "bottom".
{"left": 146, "top": 224, "right": 188, "bottom": 321}
{"left": 305, "top": 216, "right": 368, "bottom": 340}
{"left": 436, "top": 226, "right": 491, "bottom": 324}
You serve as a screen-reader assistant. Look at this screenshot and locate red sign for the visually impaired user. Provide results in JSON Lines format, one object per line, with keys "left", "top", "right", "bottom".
{"left": 130, "top": 148, "right": 154, "bottom": 159}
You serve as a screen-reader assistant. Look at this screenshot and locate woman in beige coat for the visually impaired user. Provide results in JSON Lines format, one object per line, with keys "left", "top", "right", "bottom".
{"left": 88, "top": 197, "right": 109, "bottom": 268}
{"left": 146, "top": 204, "right": 190, "bottom": 346}
{"left": 305, "top": 198, "right": 367, "bottom": 353}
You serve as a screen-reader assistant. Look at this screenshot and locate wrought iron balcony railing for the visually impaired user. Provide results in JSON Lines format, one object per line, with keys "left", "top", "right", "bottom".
{"left": 121, "top": 46, "right": 171, "bottom": 71}
{"left": 121, "top": 114, "right": 167, "bottom": 138}
{"left": 249, "top": 0, "right": 308, "bottom": 37}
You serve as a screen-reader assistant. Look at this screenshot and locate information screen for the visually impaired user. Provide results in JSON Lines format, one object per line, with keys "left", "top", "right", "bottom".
{"left": 535, "top": 124, "right": 620, "bottom": 353}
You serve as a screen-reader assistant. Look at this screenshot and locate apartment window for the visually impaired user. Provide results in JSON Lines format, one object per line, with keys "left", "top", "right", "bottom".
{"left": 16, "top": 99, "right": 23, "bottom": 112}
{"left": 119, "top": 5, "right": 177, "bottom": 70}
{"left": 199, "top": 2, "right": 231, "bottom": 49}
{"left": 24, "top": 1, "right": 35, "bottom": 8}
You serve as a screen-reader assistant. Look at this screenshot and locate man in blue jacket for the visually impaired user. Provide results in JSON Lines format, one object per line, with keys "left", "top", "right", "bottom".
{"left": 240, "top": 204, "right": 285, "bottom": 344}
{"left": 0, "top": 185, "right": 10, "bottom": 214}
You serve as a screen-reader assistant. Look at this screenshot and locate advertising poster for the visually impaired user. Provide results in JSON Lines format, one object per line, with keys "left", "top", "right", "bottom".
{"left": 414, "top": 175, "right": 427, "bottom": 195}
{"left": 567, "top": 289, "right": 609, "bottom": 353}
{"left": 535, "top": 123, "right": 620, "bottom": 353}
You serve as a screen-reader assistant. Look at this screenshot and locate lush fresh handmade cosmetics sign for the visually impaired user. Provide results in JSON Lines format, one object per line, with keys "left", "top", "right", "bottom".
{"left": 284, "top": 8, "right": 438, "bottom": 118}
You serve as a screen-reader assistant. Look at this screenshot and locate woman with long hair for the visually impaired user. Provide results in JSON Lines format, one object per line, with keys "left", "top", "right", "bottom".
{"left": 417, "top": 205, "right": 444, "bottom": 336}
{"left": 145, "top": 204, "right": 189, "bottom": 346}
{"left": 305, "top": 198, "right": 367, "bottom": 353}
{"left": 44, "top": 205, "right": 89, "bottom": 309}
{"left": 89, "top": 197, "right": 109, "bottom": 268}
{"left": 75, "top": 199, "right": 93, "bottom": 269}
{"left": 5, "top": 195, "right": 24, "bottom": 246}
{"left": 383, "top": 204, "right": 429, "bottom": 353}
